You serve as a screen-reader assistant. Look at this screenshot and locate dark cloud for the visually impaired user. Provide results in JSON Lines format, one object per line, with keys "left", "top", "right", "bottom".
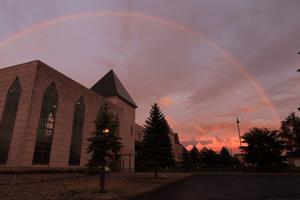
{"left": 181, "top": 139, "right": 213, "bottom": 147}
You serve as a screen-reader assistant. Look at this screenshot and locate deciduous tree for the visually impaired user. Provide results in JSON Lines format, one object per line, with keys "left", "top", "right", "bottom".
{"left": 281, "top": 112, "right": 300, "bottom": 156}
{"left": 241, "top": 127, "right": 285, "bottom": 169}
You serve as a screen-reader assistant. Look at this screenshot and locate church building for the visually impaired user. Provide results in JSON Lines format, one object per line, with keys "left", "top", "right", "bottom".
{"left": 0, "top": 60, "right": 137, "bottom": 171}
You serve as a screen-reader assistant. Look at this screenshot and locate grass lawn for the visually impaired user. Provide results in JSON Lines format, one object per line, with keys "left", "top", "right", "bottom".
{"left": 0, "top": 172, "right": 192, "bottom": 200}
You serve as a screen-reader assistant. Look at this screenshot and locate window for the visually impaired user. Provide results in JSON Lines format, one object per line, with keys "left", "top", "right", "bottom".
{"left": 68, "top": 96, "right": 85, "bottom": 166}
{"left": 0, "top": 77, "right": 21, "bottom": 164}
{"left": 32, "top": 82, "right": 58, "bottom": 165}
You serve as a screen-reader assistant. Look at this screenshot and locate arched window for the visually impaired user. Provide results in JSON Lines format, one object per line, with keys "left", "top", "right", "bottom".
{"left": 33, "top": 82, "right": 58, "bottom": 165}
{"left": 0, "top": 77, "right": 21, "bottom": 164}
{"left": 68, "top": 96, "right": 85, "bottom": 166}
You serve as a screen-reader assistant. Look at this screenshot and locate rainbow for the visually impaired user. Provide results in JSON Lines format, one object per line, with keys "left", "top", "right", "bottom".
{"left": 0, "top": 11, "right": 281, "bottom": 125}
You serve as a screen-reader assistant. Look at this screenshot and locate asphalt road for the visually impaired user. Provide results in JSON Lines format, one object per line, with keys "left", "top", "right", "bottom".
{"left": 132, "top": 174, "right": 300, "bottom": 200}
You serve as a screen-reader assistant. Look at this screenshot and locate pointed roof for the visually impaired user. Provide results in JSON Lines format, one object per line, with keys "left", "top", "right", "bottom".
{"left": 91, "top": 70, "right": 137, "bottom": 108}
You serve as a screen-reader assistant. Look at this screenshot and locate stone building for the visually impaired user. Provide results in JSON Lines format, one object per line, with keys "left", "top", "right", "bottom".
{"left": 0, "top": 60, "right": 136, "bottom": 171}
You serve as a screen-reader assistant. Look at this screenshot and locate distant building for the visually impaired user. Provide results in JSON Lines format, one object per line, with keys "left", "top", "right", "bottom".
{"left": 0, "top": 60, "right": 136, "bottom": 171}
{"left": 168, "top": 129, "right": 186, "bottom": 162}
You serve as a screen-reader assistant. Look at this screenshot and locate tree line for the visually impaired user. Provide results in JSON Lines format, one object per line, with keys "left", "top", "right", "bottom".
{"left": 182, "top": 146, "right": 241, "bottom": 170}
{"left": 182, "top": 111, "right": 300, "bottom": 170}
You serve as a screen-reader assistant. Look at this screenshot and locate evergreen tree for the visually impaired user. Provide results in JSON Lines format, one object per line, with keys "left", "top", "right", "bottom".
{"left": 182, "top": 149, "right": 193, "bottom": 171}
{"left": 219, "top": 147, "right": 232, "bottom": 167}
{"left": 190, "top": 146, "right": 200, "bottom": 168}
{"left": 87, "top": 103, "right": 122, "bottom": 192}
{"left": 140, "top": 103, "right": 174, "bottom": 178}
{"left": 200, "top": 149, "right": 218, "bottom": 167}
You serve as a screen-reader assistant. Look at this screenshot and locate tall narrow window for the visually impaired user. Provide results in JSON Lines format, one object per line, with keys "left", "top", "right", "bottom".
{"left": 33, "top": 82, "right": 58, "bottom": 165}
{"left": 68, "top": 96, "right": 85, "bottom": 166}
{"left": 0, "top": 77, "right": 21, "bottom": 164}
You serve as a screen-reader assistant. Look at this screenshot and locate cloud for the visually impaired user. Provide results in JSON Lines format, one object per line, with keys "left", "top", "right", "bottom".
{"left": 181, "top": 139, "right": 213, "bottom": 146}
{"left": 215, "top": 136, "right": 224, "bottom": 143}
{"left": 184, "top": 135, "right": 239, "bottom": 154}
{"left": 159, "top": 97, "right": 173, "bottom": 106}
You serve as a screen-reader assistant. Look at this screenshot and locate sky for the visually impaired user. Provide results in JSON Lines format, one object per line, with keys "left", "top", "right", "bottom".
{"left": 0, "top": 0, "right": 300, "bottom": 154}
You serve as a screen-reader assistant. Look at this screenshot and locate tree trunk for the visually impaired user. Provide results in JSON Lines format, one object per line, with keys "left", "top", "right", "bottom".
{"left": 99, "top": 163, "right": 106, "bottom": 192}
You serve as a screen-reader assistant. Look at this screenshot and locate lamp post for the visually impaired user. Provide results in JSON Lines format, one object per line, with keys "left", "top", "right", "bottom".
{"left": 99, "top": 128, "right": 110, "bottom": 193}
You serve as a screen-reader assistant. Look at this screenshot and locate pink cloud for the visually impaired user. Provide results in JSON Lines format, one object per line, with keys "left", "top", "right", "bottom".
{"left": 159, "top": 97, "right": 173, "bottom": 107}
{"left": 171, "top": 118, "right": 278, "bottom": 154}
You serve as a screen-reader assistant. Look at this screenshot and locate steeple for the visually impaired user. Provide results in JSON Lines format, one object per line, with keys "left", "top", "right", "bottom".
{"left": 91, "top": 70, "right": 137, "bottom": 108}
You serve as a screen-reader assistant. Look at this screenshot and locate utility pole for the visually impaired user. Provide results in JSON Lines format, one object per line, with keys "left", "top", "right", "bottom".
{"left": 236, "top": 117, "right": 242, "bottom": 147}
{"left": 236, "top": 116, "right": 245, "bottom": 170}
{"left": 297, "top": 52, "right": 300, "bottom": 72}
{"left": 297, "top": 52, "right": 300, "bottom": 111}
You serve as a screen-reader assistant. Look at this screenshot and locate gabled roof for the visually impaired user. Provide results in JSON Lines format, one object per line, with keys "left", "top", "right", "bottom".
{"left": 91, "top": 70, "right": 137, "bottom": 108}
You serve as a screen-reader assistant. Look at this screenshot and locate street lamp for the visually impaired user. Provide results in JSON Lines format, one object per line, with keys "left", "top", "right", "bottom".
{"left": 102, "top": 128, "right": 110, "bottom": 135}
{"left": 99, "top": 127, "right": 110, "bottom": 193}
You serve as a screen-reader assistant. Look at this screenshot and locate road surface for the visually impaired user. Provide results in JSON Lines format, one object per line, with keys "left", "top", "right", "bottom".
{"left": 132, "top": 174, "right": 300, "bottom": 200}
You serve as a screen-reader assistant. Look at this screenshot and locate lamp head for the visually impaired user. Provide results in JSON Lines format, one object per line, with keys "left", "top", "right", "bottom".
{"left": 102, "top": 128, "right": 110, "bottom": 135}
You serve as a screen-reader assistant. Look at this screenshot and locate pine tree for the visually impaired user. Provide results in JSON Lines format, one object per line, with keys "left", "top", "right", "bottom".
{"left": 87, "top": 103, "right": 122, "bottom": 192}
{"left": 200, "top": 149, "right": 218, "bottom": 167}
{"left": 182, "top": 149, "right": 193, "bottom": 171}
{"left": 140, "top": 103, "right": 174, "bottom": 178}
{"left": 219, "top": 147, "right": 231, "bottom": 167}
{"left": 190, "top": 146, "right": 200, "bottom": 168}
